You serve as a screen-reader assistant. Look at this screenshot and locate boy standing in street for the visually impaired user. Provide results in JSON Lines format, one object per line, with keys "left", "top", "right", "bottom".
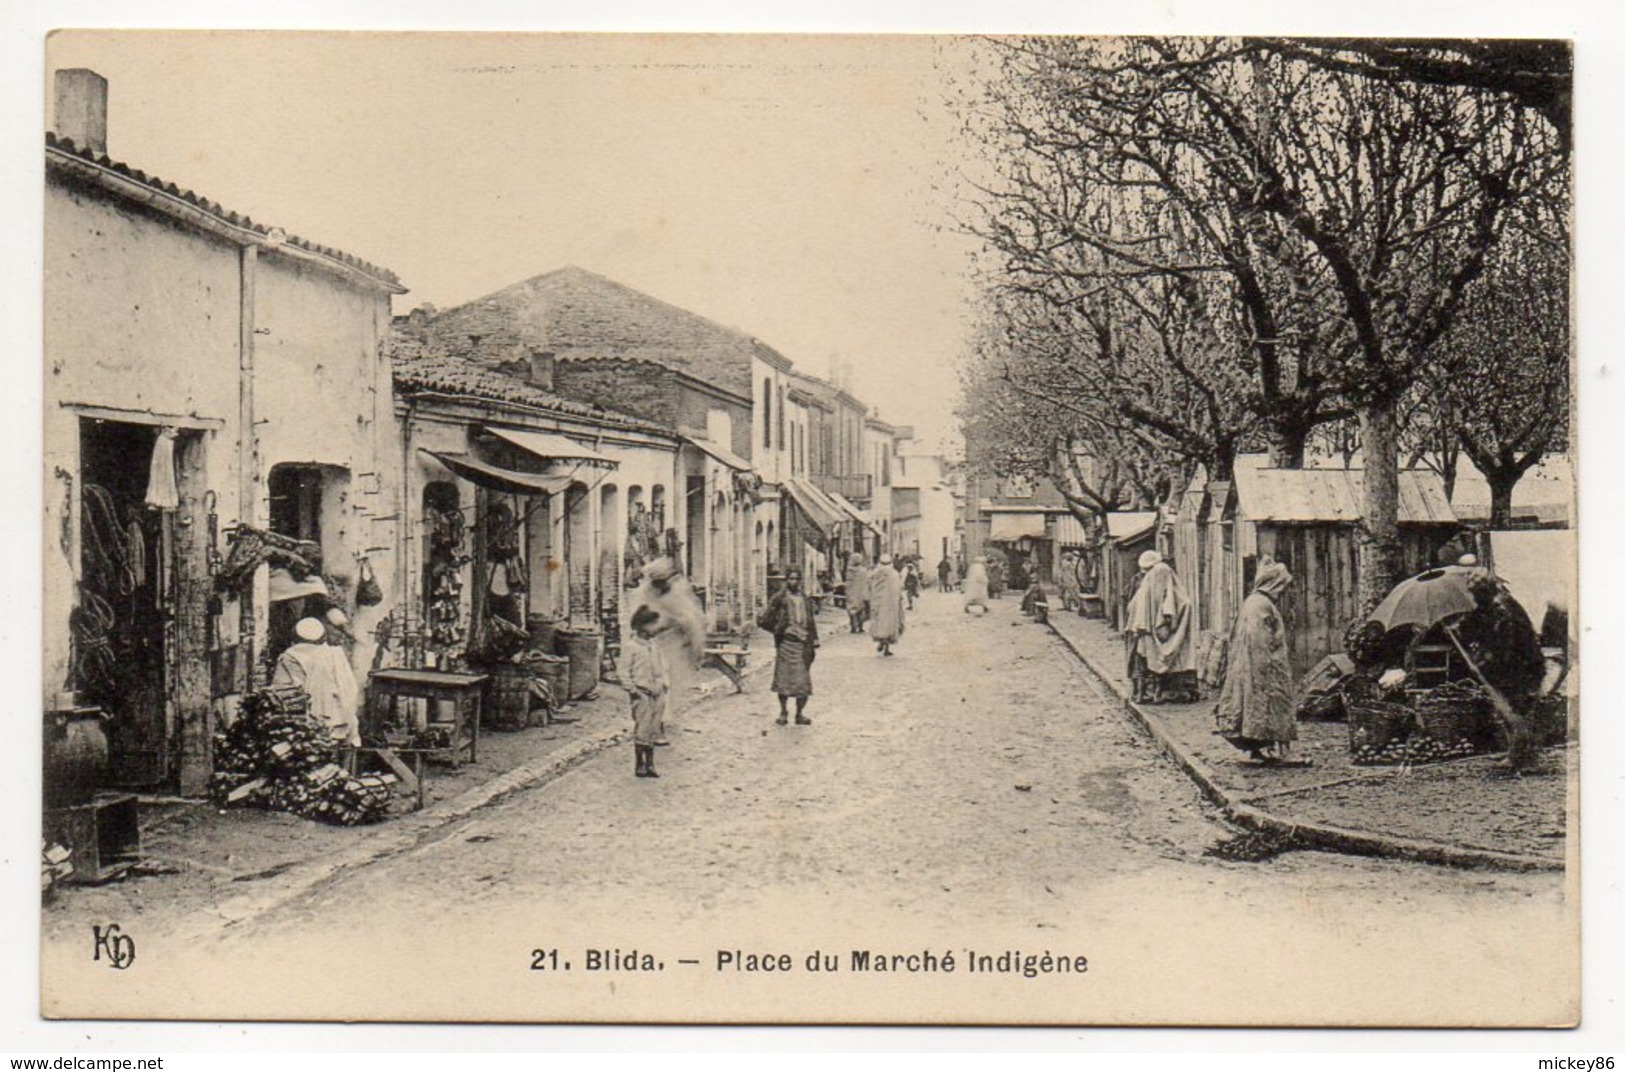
{"left": 622, "top": 606, "right": 669, "bottom": 778}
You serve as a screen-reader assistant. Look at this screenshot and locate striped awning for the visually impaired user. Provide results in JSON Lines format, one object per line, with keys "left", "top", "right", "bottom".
{"left": 684, "top": 436, "right": 752, "bottom": 473}
{"left": 827, "top": 490, "right": 881, "bottom": 534}
{"left": 487, "top": 427, "right": 617, "bottom": 468}
{"left": 989, "top": 511, "right": 1048, "bottom": 541}
{"left": 784, "top": 478, "right": 844, "bottom": 538}
{"left": 422, "top": 450, "right": 575, "bottom": 496}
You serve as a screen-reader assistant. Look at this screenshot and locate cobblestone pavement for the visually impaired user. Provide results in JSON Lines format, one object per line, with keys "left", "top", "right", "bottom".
{"left": 41, "top": 590, "right": 1574, "bottom": 1026}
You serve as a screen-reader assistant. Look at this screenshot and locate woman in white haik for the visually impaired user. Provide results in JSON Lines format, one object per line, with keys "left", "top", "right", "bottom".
{"left": 963, "top": 555, "right": 990, "bottom": 613}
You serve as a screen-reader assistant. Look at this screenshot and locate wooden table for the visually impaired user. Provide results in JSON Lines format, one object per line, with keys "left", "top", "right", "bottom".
{"left": 701, "top": 646, "right": 751, "bottom": 693}
{"left": 366, "top": 669, "right": 488, "bottom": 768}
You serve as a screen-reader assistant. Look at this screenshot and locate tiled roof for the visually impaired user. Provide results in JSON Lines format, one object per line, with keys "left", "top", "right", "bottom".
{"left": 420, "top": 266, "right": 762, "bottom": 399}
{"left": 388, "top": 332, "right": 669, "bottom": 435}
{"left": 46, "top": 131, "right": 404, "bottom": 292}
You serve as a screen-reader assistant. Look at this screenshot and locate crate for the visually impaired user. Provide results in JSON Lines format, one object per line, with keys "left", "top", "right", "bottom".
{"left": 44, "top": 794, "right": 141, "bottom": 884}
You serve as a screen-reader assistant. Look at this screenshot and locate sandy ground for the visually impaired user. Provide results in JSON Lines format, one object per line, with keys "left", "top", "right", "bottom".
{"left": 41, "top": 591, "right": 1576, "bottom": 1027}
{"left": 1048, "top": 607, "right": 1571, "bottom": 862}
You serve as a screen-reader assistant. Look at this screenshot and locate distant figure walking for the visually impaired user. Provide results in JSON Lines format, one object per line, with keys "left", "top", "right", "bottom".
{"left": 869, "top": 553, "right": 906, "bottom": 656}
{"left": 1214, "top": 561, "right": 1302, "bottom": 764}
{"left": 903, "top": 558, "right": 921, "bottom": 609}
{"left": 844, "top": 553, "right": 871, "bottom": 634}
{"left": 963, "top": 555, "right": 990, "bottom": 613}
{"left": 759, "top": 568, "right": 819, "bottom": 726}
{"left": 937, "top": 556, "right": 953, "bottom": 592}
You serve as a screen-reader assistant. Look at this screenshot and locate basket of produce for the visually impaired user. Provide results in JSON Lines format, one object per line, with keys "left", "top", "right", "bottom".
{"left": 1413, "top": 679, "right": 1495, "bottom": 750}
{"left": 1355, "top": 735, "right": 1479, "bottom": 766}
{"left": 1346, "top": 676, "right": 1415, "bottom": 755}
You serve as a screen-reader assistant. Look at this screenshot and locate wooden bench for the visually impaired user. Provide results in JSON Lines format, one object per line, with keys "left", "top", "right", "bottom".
{"left": 701, "top": 645, "right": 751, "bottom": 693}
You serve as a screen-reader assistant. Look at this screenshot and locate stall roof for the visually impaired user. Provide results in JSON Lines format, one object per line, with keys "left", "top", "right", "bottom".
{"left": 684, "top": 436, "right": 752, "bottom": 473}
{"left": 1452, "top": 454, "right": 1572, "bottom": 526}
{"left": 1488, "top": 529, "right": 1574, "bottom": 628}
{"left": 488, "top": 427, "right": 617, "bottom": 468}
{"left": 1232, "top": 466, "right": 1456, "bottom": 524}
{"left": 990, "top": 511, "right": 1048, "bottom": 541}
{"left": 422, "top": 450, "right": 575, "bottom": 496}
{"left": 1106, "top": 511, "right": 1158, "bottom": 542}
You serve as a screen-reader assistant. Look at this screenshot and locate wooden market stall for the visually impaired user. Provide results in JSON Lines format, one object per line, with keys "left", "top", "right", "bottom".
{"left": 1221, "top": 463, "right": 1460, "bottom": 679}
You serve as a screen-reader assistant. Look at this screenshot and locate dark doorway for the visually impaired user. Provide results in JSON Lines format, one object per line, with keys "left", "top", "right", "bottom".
{"left": 76, "top": 418, "right": 168, "bottom": 787}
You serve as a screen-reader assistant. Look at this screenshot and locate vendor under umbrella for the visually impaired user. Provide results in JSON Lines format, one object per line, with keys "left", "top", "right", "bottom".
{"left": 1362, "top": 564, "right": 1544, "bottom": 771}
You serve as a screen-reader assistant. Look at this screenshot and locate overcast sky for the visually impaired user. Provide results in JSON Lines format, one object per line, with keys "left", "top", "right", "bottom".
{"left": 46, "top": 32, "right": 984, "bottom": 450}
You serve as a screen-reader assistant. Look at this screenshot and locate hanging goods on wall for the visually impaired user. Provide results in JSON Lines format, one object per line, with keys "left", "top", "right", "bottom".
{"left": 356, "top": 556, "right": 384, "bottom": 607}
{"left": 145, "top": 427, "right": 180, "bottom": 510}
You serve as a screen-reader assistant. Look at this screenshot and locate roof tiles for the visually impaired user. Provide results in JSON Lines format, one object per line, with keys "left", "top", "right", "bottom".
{"left": 46, "top": 131, "right": 403, "bottom": 290}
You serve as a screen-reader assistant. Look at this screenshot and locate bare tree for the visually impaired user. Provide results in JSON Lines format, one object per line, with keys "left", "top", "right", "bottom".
{"left": 1425, "top": 224, "right": 1570, "bottom": 527}
{"left": 954, "top": 35, "right": 1568, "bottom": 602}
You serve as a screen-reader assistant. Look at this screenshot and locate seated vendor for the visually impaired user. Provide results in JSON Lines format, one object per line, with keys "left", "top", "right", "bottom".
{"left": 272, "top": 617, "right": 361, "bottom": 747}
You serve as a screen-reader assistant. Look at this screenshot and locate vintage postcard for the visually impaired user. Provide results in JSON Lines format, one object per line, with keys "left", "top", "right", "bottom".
{"left": 38, "top": 30, "right": 1578, "bottom": 1026}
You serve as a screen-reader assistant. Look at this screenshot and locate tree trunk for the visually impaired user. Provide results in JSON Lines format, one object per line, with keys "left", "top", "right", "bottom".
{"left": 1268, "top": 424, "right": 1307, "bottom": 469}
{"left": 1357, "top": 399, "right": 1403, "bottom": 611}
{"left": 1487, "top": 468, "right": 1520, "bottom": 529}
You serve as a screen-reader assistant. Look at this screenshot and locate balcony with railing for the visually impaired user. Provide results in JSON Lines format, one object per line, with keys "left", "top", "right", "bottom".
{"left": 812, "top": 471, "right": 873, "bottom": 502}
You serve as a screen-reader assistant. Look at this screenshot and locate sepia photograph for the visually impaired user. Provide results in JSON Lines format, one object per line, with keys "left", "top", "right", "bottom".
{"left": 33, "top": 25, "right": 1587, "bottom": 1030}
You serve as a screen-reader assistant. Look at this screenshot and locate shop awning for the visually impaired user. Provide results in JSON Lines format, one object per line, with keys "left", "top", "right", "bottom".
{"left": 487, "top": 428, "right": 617, "bottom": 468}
{"left": 784, "top": 478, "right": 843, "bottom": 538}
{"left": 422, "top": 450, "right": 575, "bottom": 496}
{"left": 1053, "top": 512, "right": 1091, "bottom": 547}
{"left": 268, "top": 568, "right": 329, "bottom": 603}
{"left": 989, "top": 511, "right": 1049, "bottom": 541}
{"left": 827, "top": 490, "right": 880, "bottom": 534}
{"left": 685, "top": 436, "right": 752, "bottom": 473}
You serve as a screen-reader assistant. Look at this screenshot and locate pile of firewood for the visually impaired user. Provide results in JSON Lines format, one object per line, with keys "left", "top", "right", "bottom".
{"left": 210, "top": 687, "right": 395, "bottom": 826}
{"left": 41, "top": 841, "right": 73, "bottom": 897}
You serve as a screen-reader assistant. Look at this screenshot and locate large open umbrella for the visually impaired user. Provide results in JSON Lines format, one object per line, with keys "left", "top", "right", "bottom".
{"left": 1368, "top": 565, "right": 1536, "bottom": 771}
{"left": 1366, "top": 565, "right": 1481, "bottom": 633}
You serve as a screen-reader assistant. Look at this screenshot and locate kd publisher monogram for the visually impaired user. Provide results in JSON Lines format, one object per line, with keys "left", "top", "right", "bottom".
{"left": 92, "top": 924, "right": 136, "bottom": 969}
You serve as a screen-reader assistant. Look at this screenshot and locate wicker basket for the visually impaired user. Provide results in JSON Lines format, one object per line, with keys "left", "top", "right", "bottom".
{"left": 1347, "top": 696, "right": 1415, "bottom": 751}
{"left": 1413, "top": 681, "right": 1493, "bottom": 747}
{"left": 485, "top": 664, "right": 533, "bottom": 732}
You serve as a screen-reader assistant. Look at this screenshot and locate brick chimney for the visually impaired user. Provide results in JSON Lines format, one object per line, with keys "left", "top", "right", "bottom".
{"left": 530, "top": 351, "right": 557, "bottom": 391}
{"left": 54, "top": 68, "right": 108, "bottom": 154}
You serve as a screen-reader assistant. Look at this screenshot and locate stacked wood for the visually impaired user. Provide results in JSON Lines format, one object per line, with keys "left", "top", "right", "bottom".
{"left": 209, "top": 687, "right": 395, "bottom": 825}
{"left": 41, "top": 840, "right": 73, "bottom": 896}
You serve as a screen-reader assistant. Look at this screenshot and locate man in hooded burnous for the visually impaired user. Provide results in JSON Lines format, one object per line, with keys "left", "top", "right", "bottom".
{"left": 1214, "top": 561, "right": 1302, "bottom": 765}
{"left": 1123, "top": 549, "right": 1198, "bottom": 703}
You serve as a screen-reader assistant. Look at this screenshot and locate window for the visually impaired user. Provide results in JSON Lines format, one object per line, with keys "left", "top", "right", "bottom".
{"left": 763, "top": 378, "right": 773, "bottom": 449}
{"left": 777, "top": 384, "right": 786, "bottom": 450}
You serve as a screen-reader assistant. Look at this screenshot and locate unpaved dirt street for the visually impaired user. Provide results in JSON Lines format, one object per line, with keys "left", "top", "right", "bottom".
{"left": 49, "top": 591, "right": 1573, "bottom": 1025}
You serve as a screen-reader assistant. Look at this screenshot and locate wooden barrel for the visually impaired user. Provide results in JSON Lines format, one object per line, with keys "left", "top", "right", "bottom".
{"left": 485, "top": 664, "right": 532, "bottom": 731}
{"left": 526, "top": 614, "right": 560, "bottom": 655}
{"left": 556, "top": 628, "right": 603, "bottom": 700}
{"left": 522, "top": 652, "right": 569, "bottom": 715}
{"left": 43, "top": 708, "right": 109, "bottom": 808}
{"left": 530, "top": 653, "right": 569, "bottom": 712}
